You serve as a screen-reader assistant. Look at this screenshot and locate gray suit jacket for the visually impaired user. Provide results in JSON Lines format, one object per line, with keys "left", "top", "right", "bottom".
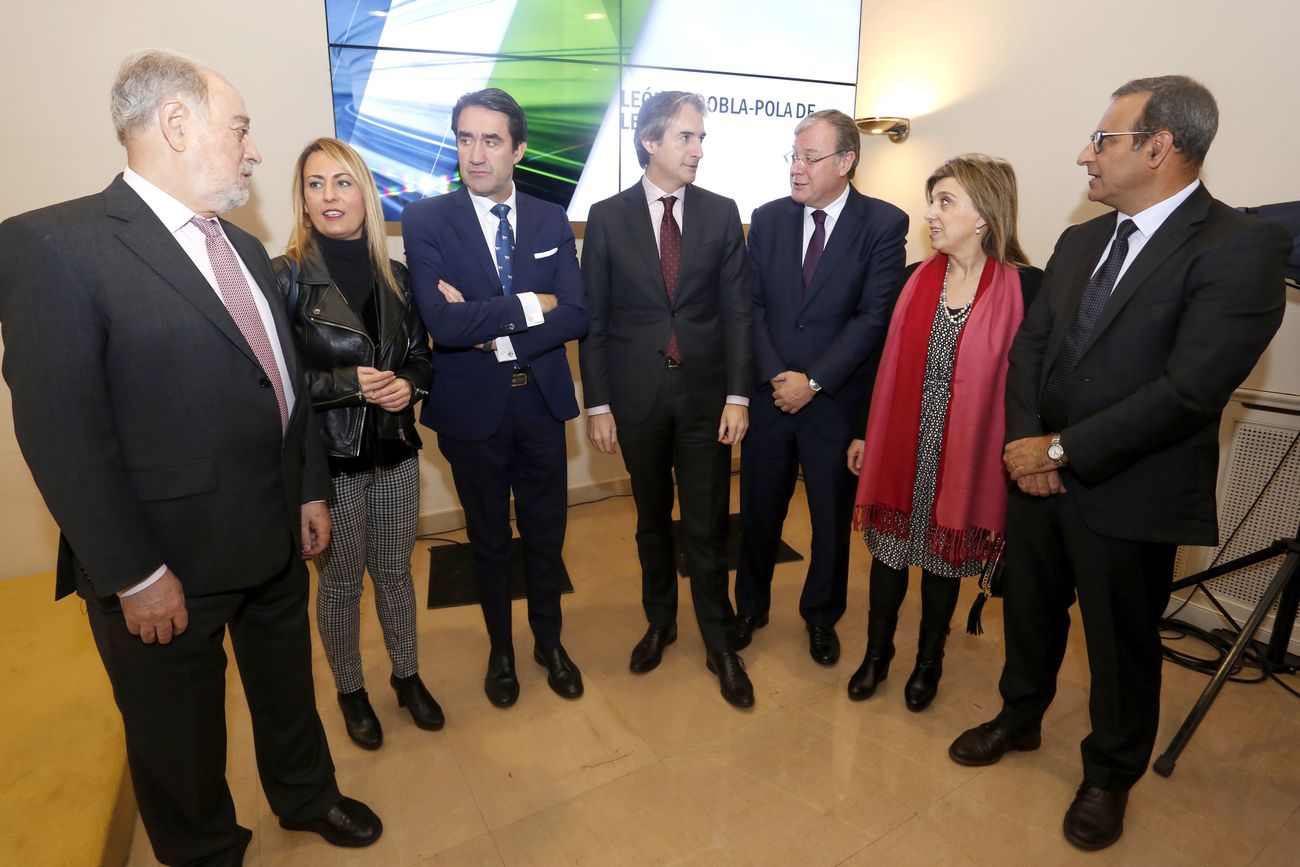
{"left": 579, "top": 182, "right": 752, "bottom": 424}
{"left": 0, "top": 175, "right": 329, "bottom": 599}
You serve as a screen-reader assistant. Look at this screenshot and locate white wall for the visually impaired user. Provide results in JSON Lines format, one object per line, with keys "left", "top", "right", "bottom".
{"left": 2, "top": 0, "right": 1298, "bottom": 577}
{"left": 853, "top": 0, "right": 1300, "bottom": 396}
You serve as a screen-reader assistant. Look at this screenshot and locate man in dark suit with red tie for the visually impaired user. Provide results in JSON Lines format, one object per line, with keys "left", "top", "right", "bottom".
{"left": 736, "top": 109, "right": 908, "bottom": 665}
{"left": 579, "top": 91, "right": 754, "bottom": 708}
{"left": 948, "top": 76, "right": 1289, "bottom": 851}
{"left": 0, "top": 50, "right": 380, "bottom": 865}
{"left": 401, "top": 88, "right": 588, "bottom": 709}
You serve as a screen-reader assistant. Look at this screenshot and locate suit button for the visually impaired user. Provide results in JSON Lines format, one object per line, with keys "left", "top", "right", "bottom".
{"left": 259, "top": 377, "right": 271, "bottom": 388}
{"left": 670, "top": 311, "right": 678, "bottom": 318}
{"left": 797, "top": 324, "right": 806, "bottom": 331}
{"left": 506, "top": 323, "right": 516, "bottom": 331}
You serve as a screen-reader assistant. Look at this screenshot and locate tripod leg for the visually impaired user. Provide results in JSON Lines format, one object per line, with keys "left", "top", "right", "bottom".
{"left": 1264, "top": 546, "right": 1300, "bottom": 669}
{"left": 1153, "top": 552, "right": 1298, "bottom": 778}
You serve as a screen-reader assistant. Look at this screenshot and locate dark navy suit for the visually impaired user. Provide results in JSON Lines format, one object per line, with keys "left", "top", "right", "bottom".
{"left": 737, "top": 185, "right": 907, "bottom": 627}
{"left": 402, "top": 186, "right": 587, "bottom": 647}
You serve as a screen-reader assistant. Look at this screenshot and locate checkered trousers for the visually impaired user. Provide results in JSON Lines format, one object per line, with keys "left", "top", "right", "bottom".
{"left": 313, "top": 456, "right": 421, "bottom": 694}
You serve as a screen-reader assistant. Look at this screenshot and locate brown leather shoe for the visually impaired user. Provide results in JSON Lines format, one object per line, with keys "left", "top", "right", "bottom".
{"left": 1063, "top": 783, "right": 1128, "bottom": 851}
{"left": 948, "top": 719, "right": 1041, "bottom": 766}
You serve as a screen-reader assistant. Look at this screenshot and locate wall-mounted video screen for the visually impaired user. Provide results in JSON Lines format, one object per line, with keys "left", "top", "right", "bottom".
{"left": 326, "top": 0, "right": 862, "bottom": 222}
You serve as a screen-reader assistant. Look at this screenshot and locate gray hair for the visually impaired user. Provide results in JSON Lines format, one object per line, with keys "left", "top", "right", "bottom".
{"left": 793, "top": 109, "right": 860, "bottom": 179}
{"left": 634, "top": 91, "right": 707, "bottom": 168}
{"left": 1112, "top": 75, "right": 1218, "bottom": 167}
{"left": 111, "top": 49, "right": 211, "bottom": 146}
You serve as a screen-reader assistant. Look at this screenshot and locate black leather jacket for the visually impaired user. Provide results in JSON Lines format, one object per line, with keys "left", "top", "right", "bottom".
{"left": 272, "top": 247, "right": 432, "bottom": 458}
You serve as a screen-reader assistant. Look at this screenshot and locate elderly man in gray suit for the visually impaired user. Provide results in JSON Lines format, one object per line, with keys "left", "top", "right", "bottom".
{"left": 0, "top": 50, "right": 380, "bottom": 865}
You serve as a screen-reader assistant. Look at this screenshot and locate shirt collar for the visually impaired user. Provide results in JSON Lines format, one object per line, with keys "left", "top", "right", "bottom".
{"left": 1119, "top": 179, "right": 1201, "bottom": 239}
{"left": 642, "top": 175, "right": 686, "bottom": 207}
{"left": 122, "top": 166, "right": 202, "bottom": 234}
{"left": 469, "top": 184, "right": 517, "bottom": 222}
{"left": 805, "top": 182, "right": 851, "bottom": 222}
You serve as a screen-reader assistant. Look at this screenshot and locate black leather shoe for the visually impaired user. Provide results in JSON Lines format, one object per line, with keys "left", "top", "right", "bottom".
{"left": 903, "top": 626, "right": 949, "bottom": 712}
{"left": 484, "top": 647, "right": 520, "bottom": 708}
{"left": 948, "top": 719, "right": 1042, "bottom": 766}
{"left": 807, "top": 624, "right": 840, "bottom": 666}
{"left": 337, "top": 689, "right": 382, "bottom": 750}
{"left": 534, "top": 644, "right": 584, "bottom": 699}
{"left": 391, "top": 673, "right": 445, "bottom": 731}
{"left": 1063, "top": 783, "right": 1128, "bottom": 851}
{"left": 732, "top": 613, "right": 769, "bottom": 651}
{"left": 279, "top": 796, "right": 383, "bottom": 848}
{"left": 629, "top": 623, "right": 677, "bottom": 673}
{"left": 706, "top": 652, "right": 755, "bottom": 708}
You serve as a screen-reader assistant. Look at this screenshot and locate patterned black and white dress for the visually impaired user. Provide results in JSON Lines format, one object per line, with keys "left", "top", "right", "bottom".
{"left": 865, "top": 300, "right": 984, "bottom": 579}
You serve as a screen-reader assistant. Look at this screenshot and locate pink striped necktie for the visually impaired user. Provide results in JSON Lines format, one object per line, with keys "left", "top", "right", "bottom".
{"left": 189, "top": 217, "right": 289, "bottom": 433}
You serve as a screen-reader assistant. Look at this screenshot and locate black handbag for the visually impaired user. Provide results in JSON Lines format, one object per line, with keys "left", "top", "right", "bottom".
{"left": 965, "top": 536, "right": 1006, "bottom": 636}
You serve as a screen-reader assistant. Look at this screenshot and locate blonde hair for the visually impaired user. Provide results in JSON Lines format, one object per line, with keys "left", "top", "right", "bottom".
{"left": 925, "top": 154, "right": 1030, "bottom": 267}
{"left": 284, "top": 137, "right": 400, "bottom": 298}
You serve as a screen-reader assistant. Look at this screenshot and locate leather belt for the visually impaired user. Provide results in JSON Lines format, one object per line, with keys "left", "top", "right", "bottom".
{"left": 510, "top": 370, "right": 531, "bottom": 388}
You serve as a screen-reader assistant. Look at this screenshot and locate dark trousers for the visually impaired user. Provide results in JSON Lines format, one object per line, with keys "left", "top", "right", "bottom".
{"left": 438, "top": 379, "right": 567, "bottom": 649}
{"left": 995, "top": 485, "right": 1175, "bottom": 790}
{"left": 736, "top": 413, "right": 855, "bottom": 627}
{"left": 616, "top": 369, "right": 736, "bottom": 655}
{"left": 84, "top": 552, "right": 339, "bottom": 867}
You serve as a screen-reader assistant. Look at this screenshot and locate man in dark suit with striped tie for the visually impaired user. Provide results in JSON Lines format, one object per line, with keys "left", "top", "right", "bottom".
{"left": 949, "top": 75, "right": 1289, "bottom": 851}
{"left": 402, "top": 88, "right": 589, "bottom": 709}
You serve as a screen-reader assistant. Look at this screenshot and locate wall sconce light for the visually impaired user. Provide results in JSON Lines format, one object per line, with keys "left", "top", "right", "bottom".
{"left": 856, "top": 116, "right": 910, "bottom": 143}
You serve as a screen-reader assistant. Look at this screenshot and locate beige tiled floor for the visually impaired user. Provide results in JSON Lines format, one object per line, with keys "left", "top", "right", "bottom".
{"left": 127, "top": 480, "right": 1300, "bottom": 866}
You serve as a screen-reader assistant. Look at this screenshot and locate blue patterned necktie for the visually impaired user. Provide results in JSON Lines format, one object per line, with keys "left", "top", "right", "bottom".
{"left": 1040, "top": 218, "right": 1138, "bottom": 429}
{"left": 491, "top": 203, "right": 514, "bottom": 295}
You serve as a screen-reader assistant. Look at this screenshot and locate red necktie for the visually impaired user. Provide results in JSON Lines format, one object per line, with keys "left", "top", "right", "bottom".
{"left": 659, "top": 195, "right": 683, "bottom": 363}
{"left": 190, "top": 217, "right": 289, "bottom": 433}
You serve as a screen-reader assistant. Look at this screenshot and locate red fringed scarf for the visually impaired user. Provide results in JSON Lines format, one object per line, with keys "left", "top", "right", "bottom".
{"left": 852, "top": 254, "right": 1025, "bottom": 567}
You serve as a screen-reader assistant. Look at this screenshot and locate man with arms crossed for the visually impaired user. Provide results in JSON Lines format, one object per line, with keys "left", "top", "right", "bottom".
{"left": 402, "top": 88, "right": 588, "bottom": 708}
{"left": 579, "top": 91, "right": 754, "bottom": 707}
{"left": 736, "top": 109, "right": 908, "bottom": 665}
{"left": 949, "top": 76, "right": 1288, "bottom": 851}
{"left": 0, "top": 50, "right": 381, "bottom": 865}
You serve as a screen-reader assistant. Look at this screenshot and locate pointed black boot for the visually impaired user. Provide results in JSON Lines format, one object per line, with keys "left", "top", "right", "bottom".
{"left": 847, "top": 613, "right": 897, "bottom": 701}
{"left": 903, "top": 626, "right": 949, "bottom": 712}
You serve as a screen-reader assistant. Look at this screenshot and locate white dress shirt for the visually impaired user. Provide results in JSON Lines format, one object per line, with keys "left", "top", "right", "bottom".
{"left": 801, "top": 181, "right": 851, "bottom": 263}
{"left": 119, "top": 167, "right": 298, "bottom": 597}
{"left": 1094, "top": 179, "right": 1201, "bottom": 288}
{"left": 467, "top": 184, "right": 545, "bottom": 362}
{"left": 587, "top": 176, "right": 748, "bottom": 417}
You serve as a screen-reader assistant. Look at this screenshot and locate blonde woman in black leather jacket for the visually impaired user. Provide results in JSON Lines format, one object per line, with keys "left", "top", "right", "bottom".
{"left": 273, "top": 137, "right": 438, "bottom": 750}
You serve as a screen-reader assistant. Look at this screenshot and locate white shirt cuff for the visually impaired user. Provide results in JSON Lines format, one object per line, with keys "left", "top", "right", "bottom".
{"left": 725, "top": 395, "right": 750, "bottom": 407}
{"left": 516, "top": 292, "right": 545, "bottom": 327}
{"left": 587, "top": 404, "right": 612, "bottom": 415}
{"left": 118, "top": 564, "right": 167, "bottom": 597}
{"left": 493, "top": 336, "right": 518, "bottom": 363}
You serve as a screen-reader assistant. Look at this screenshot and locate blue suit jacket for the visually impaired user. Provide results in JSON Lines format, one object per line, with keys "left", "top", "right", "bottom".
{"left": 402, "top": 186, "right": 588, "bottom": 441}
{"left": 747, "top": 185, "right": 908, "bottom": 440}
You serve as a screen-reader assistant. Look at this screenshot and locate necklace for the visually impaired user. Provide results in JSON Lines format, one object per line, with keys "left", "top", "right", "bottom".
{"left": 939, "top": 258, "right": 975, "bottom": 326}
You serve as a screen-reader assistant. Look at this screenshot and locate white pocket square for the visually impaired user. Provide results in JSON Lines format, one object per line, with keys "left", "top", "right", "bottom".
{"left": 533, "top": 247, "right": 558, "bottom": 259}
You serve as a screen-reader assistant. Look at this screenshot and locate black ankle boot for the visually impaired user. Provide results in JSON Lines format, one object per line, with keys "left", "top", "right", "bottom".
{"left": 391, "top": 673, "right": 445, "bottom": 731}
{"left": 337, "top": 688, "right": 382, "bottom": 749}
{"left": 904, "top": 626, "right": 950, "bottom": 712}
{"left": 847, "top": 613, "right": 897, "bottom": 701}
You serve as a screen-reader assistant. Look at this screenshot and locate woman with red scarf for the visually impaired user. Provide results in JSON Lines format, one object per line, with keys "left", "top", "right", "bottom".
{"left": 846, "top": 154, "right": 1040, "bottom": 711}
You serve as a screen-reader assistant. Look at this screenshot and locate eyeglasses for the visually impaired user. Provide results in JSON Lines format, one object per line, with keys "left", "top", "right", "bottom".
{"left": 784, "top": 150, "right": 846, "bottom": 168}
{"left": 1088, "top": 130, "right": 1156, "bottom": 153}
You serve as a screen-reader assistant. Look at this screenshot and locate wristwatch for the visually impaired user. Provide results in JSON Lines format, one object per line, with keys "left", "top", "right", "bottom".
{"left": 808, "top": 377, "right": 823, "bottom": 393}
{"left": 1047, "top": 434, "right": 1067, "bottom": 466}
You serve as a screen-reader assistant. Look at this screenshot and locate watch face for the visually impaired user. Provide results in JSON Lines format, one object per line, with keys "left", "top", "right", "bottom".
{"left": 1048, "top": 443, "right": 1064, "bottom": 461}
